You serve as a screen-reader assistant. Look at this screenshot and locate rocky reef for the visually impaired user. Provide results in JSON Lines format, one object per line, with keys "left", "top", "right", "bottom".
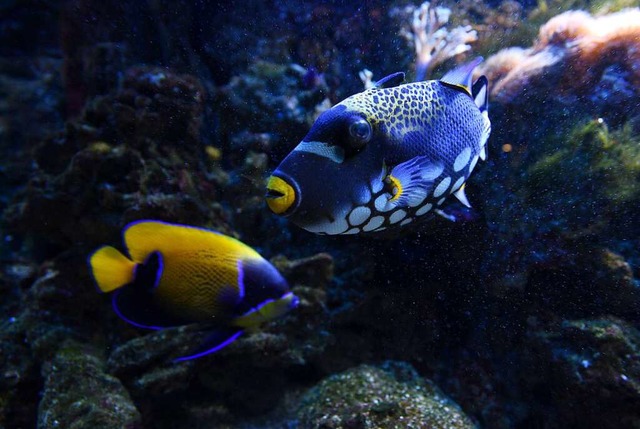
{"left": 298, "top": 362, "right": 477, "bottom": 428}
{"left": 1, "top": 1, "right": 640, "bottom": 428}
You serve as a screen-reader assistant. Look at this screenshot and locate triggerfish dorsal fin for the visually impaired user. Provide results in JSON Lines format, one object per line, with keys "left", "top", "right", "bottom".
{"left": 373, "top": 72, "right": 405, "bottom": 89}
{"left": 123, "top": 220, "right": 261, "bottom": 264}
{"left": 89, "top": 246, "right": 136, "bottom": 293}
{"left": 440, "top": 57, "right": 483, "bottom": 96}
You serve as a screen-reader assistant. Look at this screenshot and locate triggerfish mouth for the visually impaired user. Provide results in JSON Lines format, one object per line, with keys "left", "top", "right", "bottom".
{"left": 88, "top": 220, "right": 298, "bottom": 361}
{"left": 266, "top": 58, "right": 491, "bottom": 235}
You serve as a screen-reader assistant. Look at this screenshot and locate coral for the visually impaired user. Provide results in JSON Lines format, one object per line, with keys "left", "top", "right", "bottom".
{"left": 2, "top": 65, "right": 235, "bottom": 256}
{"left": 297, "top": 362, "right": 477, "bottom": 428}
{"left": 217, "top": 61, "right": 329, "bottom": 156}
{"left": 38, "top": 340, "right": 141, "bottom": 429}
{"left": 396, "top": 1, "right": 478, "bottom": 81}
{"left": 480, "top": 8, "right": 640, "bottom": 110}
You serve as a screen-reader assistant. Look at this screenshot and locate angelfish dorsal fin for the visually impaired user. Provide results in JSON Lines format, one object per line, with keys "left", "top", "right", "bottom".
{"left": 440, "top": 57, "right": 483, "bottom": 96}
{"left": 373, "top": 72, "right": 405, "bottom": 89}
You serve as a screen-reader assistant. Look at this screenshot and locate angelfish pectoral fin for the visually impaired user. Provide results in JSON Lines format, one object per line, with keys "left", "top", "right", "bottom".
{"left": 174, "top": 328, "right": 244, "bottom": 362}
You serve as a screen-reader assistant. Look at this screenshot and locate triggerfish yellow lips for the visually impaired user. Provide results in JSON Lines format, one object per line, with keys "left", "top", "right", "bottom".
{"left": 265, "top": 175, "right": 298, "bottom": 215}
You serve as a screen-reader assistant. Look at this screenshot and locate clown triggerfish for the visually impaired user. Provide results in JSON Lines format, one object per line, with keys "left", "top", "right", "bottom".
{"left": 266, "top": 58, "right": 491, "bottom": 235}
{"left": 88, "top": 220, "right": 298, "bottom": 361}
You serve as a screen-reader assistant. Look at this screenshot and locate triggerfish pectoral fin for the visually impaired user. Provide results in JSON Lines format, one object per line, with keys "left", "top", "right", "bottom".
{"left": 387, "top": 156, "right": 444, "bottom": 208}
{"left": 89, "top": 246, "right": 136, "bottom": 293}
{"left": 174, "top": 328, "right": 244, "bottom": 362}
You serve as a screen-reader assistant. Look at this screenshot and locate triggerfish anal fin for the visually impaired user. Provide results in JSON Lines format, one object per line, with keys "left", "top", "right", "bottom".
{"left": 89, "top": 246, "right": 136, "bottom": 293}
{"left": 174, "top": 328, "right": 244, "bottom": 362}
{"left": 439, "top": 57, "right": 483, "bottom": 96}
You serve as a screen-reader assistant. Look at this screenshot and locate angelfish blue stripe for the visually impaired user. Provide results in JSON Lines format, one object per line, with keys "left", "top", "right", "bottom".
{"left": 173, "top": 330, "right": 244, "bottom": 362}
{"left": 112, "top": 292, "right": 164, "bottom": 331}
{"left": 236, "top": 259, "right": 245, "bottom": 301}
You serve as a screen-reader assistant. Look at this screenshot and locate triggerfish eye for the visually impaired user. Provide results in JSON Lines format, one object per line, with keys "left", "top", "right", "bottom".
{"left": 348, "top": 118, "right": 372, "bottom": 149}
{"left": 265, "top": 175, "right": 297, "bottom": 215}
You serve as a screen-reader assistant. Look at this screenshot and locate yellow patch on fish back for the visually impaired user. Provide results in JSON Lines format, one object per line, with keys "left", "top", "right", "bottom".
{"left": 124, "top": 221, "right": 262, "bottom": 321}
{"left": 339, "top": 82, "right": 444, "bottom": 142}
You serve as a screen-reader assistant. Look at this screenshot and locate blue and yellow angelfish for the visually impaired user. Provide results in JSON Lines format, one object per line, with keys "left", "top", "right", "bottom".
{"left": 89, "top": 220, "right": 298, "bottom": 361}
{"left": 266, "top": 58, "right": 491, "bottom": 234}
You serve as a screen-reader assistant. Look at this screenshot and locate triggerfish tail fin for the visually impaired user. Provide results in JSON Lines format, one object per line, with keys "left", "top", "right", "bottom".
{"left": 174, "top": 328, "right": 244, "bottom": 362}
{"left": 472, "top": 75, "right": 491, "bottom": 161}
{"left": 89, "top": 246, "right": 136, "bottom": 293}
{"left": 472, "top": 75, "right": 489, "bottom": 113}
{"left": 440, "top": 56, "right": 483, "bottom": 96}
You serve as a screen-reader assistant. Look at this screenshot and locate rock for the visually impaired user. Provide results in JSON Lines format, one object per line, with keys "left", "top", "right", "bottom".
{"left": 38, "top": 340, "right": 141, "bottom": 429}
{"left": 297, "top": 362, "right": 477, "bottom": 429}
{"left": 526, "top": 317, "right": 640, "bottom": 428}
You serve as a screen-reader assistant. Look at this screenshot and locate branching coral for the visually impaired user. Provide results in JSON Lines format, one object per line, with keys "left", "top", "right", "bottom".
{"left": 399, "top": 1, "right": 478, "bottom": 81}
{"left": 480, "top": 8, "right": 640, "bottom": 104}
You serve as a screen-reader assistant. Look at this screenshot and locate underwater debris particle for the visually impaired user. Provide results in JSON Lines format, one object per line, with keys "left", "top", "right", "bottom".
{"left": 205, "top": 145, "right": 222, "bottom": 161}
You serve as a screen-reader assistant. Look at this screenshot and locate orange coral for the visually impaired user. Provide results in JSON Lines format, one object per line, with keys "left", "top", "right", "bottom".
{"left": 480, "top": 8, "right": 640, "bottom": 103}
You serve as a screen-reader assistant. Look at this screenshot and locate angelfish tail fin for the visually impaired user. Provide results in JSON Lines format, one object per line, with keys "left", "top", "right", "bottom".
{"left": 174, "top": 328, "right": 244, "bottom": 362}
{"left": 89, "top": 246, "right": 136, "bottom": 293}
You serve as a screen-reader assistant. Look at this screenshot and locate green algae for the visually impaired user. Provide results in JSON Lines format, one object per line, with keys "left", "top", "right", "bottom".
{"left": 527, "top": 119, "right": 640, "bottom": 212}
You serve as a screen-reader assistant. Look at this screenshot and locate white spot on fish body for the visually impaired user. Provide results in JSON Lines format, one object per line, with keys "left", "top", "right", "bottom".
{"left": 437, "top": 197, "right": 446, "bottom": 205}
{"left": 452, "top": 176, "right": 465, "bottom": 192}
{"left": 295, "top": 141, "right": 345, "bottom": 163}
{"left": 363, "top": 216, "right": 385, "bottom": 232}
{"left": 344, "top": 228, "right": 360, "bottom": 235}
{"left": 433, "top": 177, "right": 451, "bottom": 198}
{"left": 354, "top": 186, "right": 371, "bottom": 205}
{"left": 348, "top": 206, "right": 371, "bottom": 226}
{"left": 400, "top": 218, "right": 413, "bottom": 226}
{"left": 454, "top": 148, "right": 472, "bottom": 172}
{"left": 325, "top": 218, "right": 349, "bottom": 235}
{"left": 416, "top": 203, "right": 432, "bottom": 216}
{"left": 389, "top": 210, "right": 407, "bottom": 224}
{"left": 469, "top": 155, "right": 479, "bottom": 173}
{"left": 374, "top": 194, "right": 393, "bottom": 212}
{"left": 371, "top": 166, "right": 386, "bottom": 193}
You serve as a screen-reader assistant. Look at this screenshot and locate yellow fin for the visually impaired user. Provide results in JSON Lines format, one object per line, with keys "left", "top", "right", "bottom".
{"left": 123, "top": 220, "right": 261, "bottom": 264}
{"left": 89, "top": 246, "right": 136, "bottom": 293}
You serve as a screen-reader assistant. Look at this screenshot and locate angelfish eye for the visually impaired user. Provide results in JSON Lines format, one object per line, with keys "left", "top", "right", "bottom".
{"left": 348, "top": 118, "right": 372, "bottom": 148}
